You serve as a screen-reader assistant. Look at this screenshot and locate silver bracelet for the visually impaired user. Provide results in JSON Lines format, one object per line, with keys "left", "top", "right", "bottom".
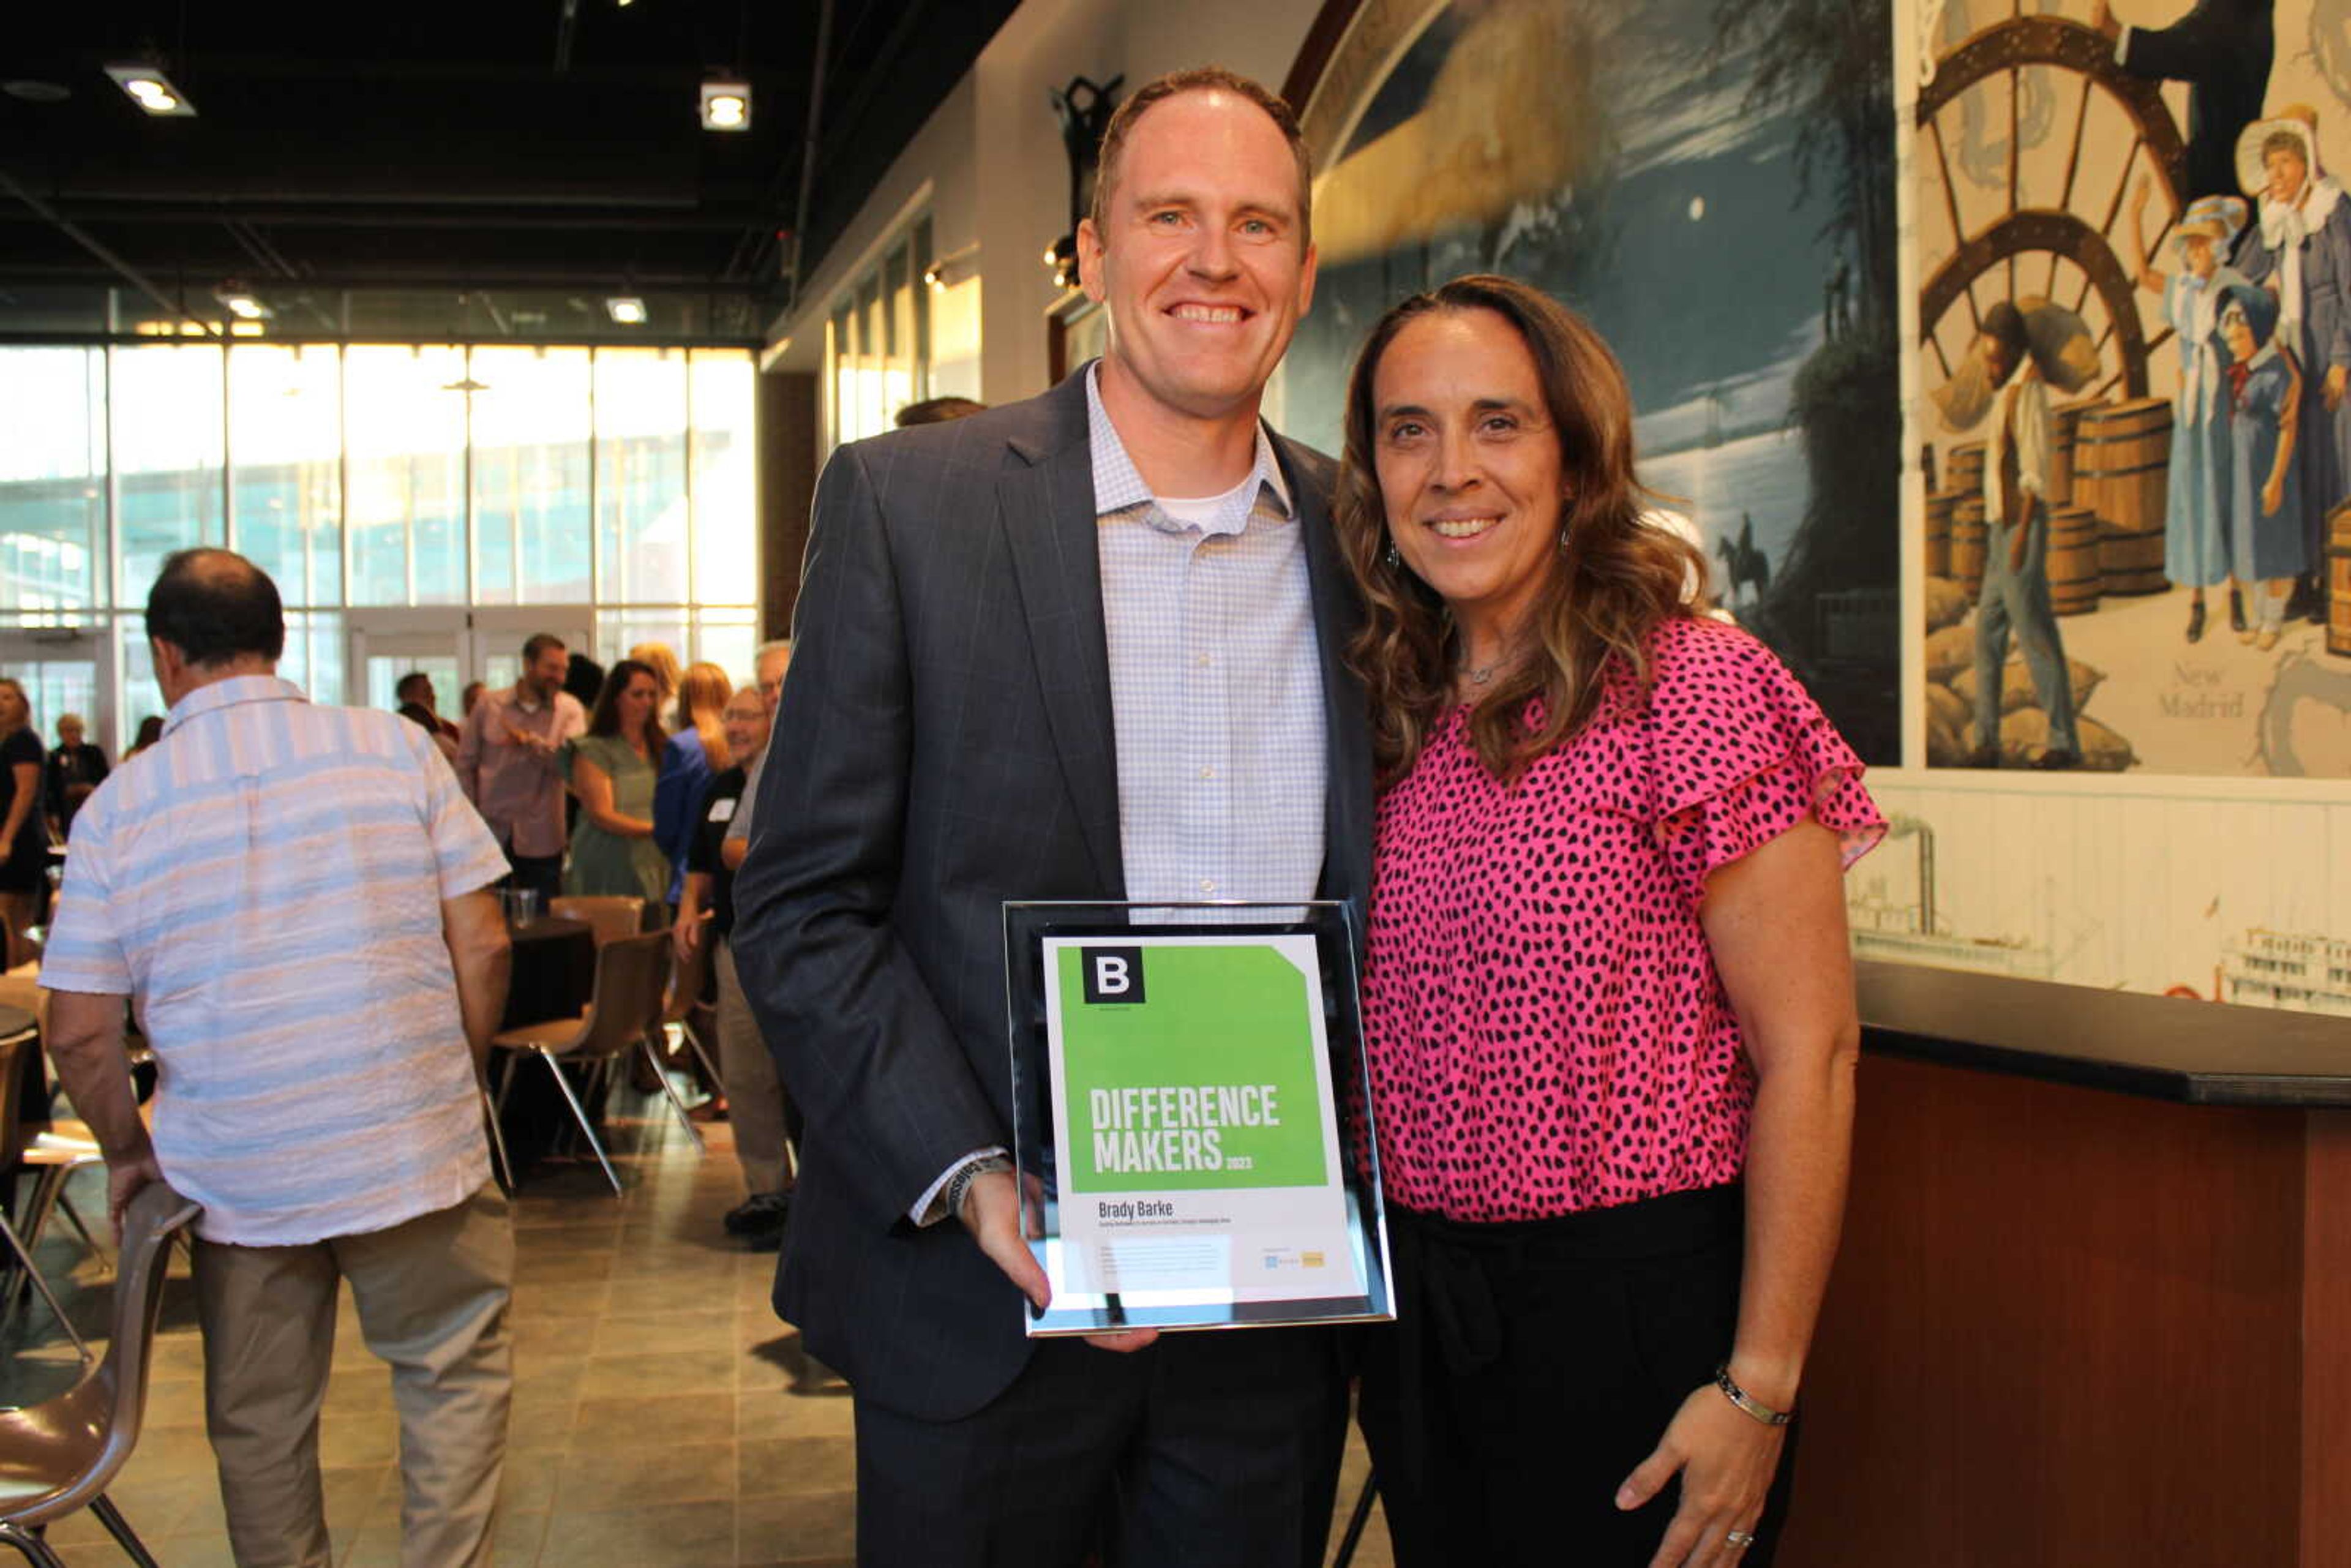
{"left": 1714, "top": 1363, "right": 1794, "bottom": 1427}
{"left": 945, "top": 1155, "right": 1013, "bottom": 1224}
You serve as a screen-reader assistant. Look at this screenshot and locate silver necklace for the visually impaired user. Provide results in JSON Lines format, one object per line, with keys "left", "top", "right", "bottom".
{"left": 1462, "top": 659, "right": 1504, "bottom": 687}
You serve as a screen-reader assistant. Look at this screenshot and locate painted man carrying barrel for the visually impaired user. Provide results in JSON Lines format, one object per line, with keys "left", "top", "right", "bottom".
{"left": 1937, "top": 299, "right": 2101, "bottom": 768}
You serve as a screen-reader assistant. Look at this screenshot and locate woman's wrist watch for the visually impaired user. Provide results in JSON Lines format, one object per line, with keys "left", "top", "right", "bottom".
{"left": 1714, "top": 1362, "right": 1795, "bottom": 1427}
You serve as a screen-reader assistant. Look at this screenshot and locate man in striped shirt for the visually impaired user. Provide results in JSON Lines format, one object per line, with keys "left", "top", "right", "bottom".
{"left": 43, "top": 549, "right": 516, "bottom": 1568}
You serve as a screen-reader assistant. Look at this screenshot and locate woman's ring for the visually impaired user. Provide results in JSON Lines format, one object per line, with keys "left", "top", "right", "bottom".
{"left": 1726, "top": 1529, "right": 1757, "bottom": 1549}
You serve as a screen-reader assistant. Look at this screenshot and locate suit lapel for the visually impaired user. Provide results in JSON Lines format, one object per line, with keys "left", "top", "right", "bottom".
{"left": 999, "top": 381, "right": 1125, "bottom": 896}
{"left": 1280, "top": 436, "right": 1374, "bottom": 918}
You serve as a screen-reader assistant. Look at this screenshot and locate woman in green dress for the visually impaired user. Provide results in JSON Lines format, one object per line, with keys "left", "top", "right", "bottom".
{"left": 561, "top": 658, "right": 671, "bottom": 912}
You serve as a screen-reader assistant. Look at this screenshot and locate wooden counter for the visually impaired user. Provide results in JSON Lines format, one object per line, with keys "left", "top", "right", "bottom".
{"left": 1780, "top": 963, "right": 2351, "bottom": 1567}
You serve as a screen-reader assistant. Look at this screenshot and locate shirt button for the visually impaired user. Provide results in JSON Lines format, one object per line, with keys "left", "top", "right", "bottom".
{"left": 1199, "top": 767, "right": 1215, "bottom": 781}
{"left": 1199, "top": 878, "right": 1217, "bottom": 895}
{"left": 1194, "top": 653, "right": 1211, "bottom": 668}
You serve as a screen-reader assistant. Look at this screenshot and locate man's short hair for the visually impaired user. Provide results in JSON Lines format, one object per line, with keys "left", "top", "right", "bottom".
{"left": 522, "top": 632, "right": 566, "bottom": 665}
{"left": 147, "top": 549, "right": 285, "bottom": 667}
{"left": 755, "top": 639, "right": 793, "bottom": 664}
{"left": 1089, "top": 67, "right": 1314, "bottom": 248}
{"left": 395, "top": 672, "right": 432, "bottom": 703}
{"left": 895, "top": 396, "right": 986, "bottom": 427}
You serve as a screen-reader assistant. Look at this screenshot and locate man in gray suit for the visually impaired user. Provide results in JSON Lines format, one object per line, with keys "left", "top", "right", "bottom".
{"left": 733, "top": 65, "right": 1370, "bottom": 1568}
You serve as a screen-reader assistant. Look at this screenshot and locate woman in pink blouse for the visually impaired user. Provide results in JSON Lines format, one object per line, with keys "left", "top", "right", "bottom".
{"left": 1337, "top": 275, "right": 1883, "bottom": 1567}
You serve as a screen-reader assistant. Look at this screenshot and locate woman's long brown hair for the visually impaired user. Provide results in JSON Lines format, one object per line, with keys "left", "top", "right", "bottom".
{"left": 677, "top": 661, "right": 734, "bottom": 772}
{"left": 1332, "top": 275, "right": 1704, "bottom": 787}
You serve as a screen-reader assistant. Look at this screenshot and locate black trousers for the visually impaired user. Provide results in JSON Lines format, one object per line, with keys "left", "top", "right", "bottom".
{"left": 852, "top": 1325, "right": 1346, "bottom": 1568}
{"left": 1356, "top": 1185, "right": 1796, "bottom": 1568}
{"left": 501, "top": 850, "right": 562, "bottom": 907}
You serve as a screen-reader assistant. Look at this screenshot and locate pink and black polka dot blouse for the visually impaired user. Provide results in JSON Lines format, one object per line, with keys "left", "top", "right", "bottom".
{"left": 1360, "top": 615, "right": 1884, "bottom": 1223}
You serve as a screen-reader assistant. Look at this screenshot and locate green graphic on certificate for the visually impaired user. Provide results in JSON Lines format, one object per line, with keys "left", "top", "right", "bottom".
{"left": 1013, "top": 907, "right": 1393, "bottom": 1336}
{"left": 1056, "top": 943, "right": 1330, "bottom": 1193}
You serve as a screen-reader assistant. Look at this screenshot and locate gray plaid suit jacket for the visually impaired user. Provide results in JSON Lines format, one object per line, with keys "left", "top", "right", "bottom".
{"left": 732, "top": 367, "right": 1373, "bottom": 1422}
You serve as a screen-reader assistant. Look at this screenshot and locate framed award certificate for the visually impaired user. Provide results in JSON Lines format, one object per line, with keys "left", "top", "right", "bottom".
{"left": 1002, "top": 900, "right": 1395, "bottom": 1337}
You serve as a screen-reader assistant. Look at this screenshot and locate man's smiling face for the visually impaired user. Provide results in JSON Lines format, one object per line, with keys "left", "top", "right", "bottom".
{"left": 1078, "top": 88, "right": 1318, "bottom": 422}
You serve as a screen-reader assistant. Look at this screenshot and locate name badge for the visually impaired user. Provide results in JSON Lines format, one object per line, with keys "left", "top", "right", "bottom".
{"left": 708, "top": 797, "right": 737, "bottom": 823}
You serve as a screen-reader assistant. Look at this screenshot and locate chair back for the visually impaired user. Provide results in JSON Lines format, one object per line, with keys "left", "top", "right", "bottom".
{"left": 560, "top": 932, "right": 672, "bottom": 1063}
{"left": 88, "top": 1182, "right": 200, "bottom": 1498}
{"left": 0, "top": 1024, "right": 33, "bottom": 1172}
{"left": 549, "top": 896, "right": 645, "bottom": 947}
{"left": 6, "top": 1181, "right": 201, "bottom": 1527}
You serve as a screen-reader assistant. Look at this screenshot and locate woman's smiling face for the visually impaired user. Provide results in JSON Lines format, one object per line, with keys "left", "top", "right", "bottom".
{"left": 1372, "top": 306, "right": 1569, "bottom": 645}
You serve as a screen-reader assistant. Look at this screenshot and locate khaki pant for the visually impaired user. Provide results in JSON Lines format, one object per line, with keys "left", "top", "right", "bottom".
{"left": 193, "top": 1184, "right": 514, "bottom": 1568}
{"left": 714, "top": 939, "right": 790, "bottom": 1195}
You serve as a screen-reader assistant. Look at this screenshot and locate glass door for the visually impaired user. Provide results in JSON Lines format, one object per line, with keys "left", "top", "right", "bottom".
{"left": 464, "top": 610, "right": 594, "bottom": 707}
{"left": 0, "top": 631, "right": 108, "bottom": 762}
{"left": 348, "top": 609, "right": 593, "bottom": 726}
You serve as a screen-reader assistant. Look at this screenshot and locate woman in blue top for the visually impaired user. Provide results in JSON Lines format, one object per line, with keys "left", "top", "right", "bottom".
{"left": 653, "top": 662, "right": 734, "bottom": 910}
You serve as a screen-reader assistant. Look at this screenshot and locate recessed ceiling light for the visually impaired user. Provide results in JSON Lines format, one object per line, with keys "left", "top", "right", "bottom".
{"left": 103, "top": 62, "right": 196, "bottom": 118}
{"left": 700, "top": 80, "right": 751, "bottom": 132}
{"left": 606, "top": 297, "right": 648, "bottom": 325}
{"left": 214, "top": 282, "right": 270, "bottom": 320}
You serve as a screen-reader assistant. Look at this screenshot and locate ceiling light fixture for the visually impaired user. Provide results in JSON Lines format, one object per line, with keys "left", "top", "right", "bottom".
{"left": 103, "top": 62, "right": 196, "bottom": 118}
{"left": 606, "top": 296, "right": 648, "bottom": 325}
{"left": 700, "top": 78, "right": 751, "bottom": 132}
{"left": 215, "top": 282, "right": 269, "bottom": 321}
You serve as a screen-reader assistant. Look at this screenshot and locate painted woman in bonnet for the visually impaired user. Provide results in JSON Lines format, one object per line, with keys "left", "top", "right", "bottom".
{"left": 2132, "top": 182, "right": 2251, "bottom": 642}
{"left": 2235, "top": 105, "right": 2351, "bottom": 625}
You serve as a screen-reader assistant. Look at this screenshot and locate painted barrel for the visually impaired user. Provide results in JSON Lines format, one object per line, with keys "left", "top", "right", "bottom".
{"left": 2071, "top": 398, "right": 2172, "bottom": 535}
{"left": 1947, "top": 441, "right": 1989, "bottom": 501}
{"left": 2098, "top": 521, "right": 2169, "bottom": 597}
{"left": 1925, "top": 489, "right": 1959, "bottom": 578}
{"left": 2049, "top": 506, "right": 2102, "bottom": 615}
{"left": 1952, "top": 496, "right": 1987, "bottom": 595}
{"left": 2330, "top": 503, "right": 2351, "bottom": 658}
{"left": 2050, "top": 399, "right": 2101, "bottom": 508}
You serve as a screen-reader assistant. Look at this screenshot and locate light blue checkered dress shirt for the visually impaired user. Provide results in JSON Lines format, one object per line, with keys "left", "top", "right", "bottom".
{"left": 1086, "top": 365, "right": 1328, "bottom": 910}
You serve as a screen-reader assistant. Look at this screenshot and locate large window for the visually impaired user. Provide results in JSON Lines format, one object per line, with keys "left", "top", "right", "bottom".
{"left": 113, "top": 344, "right": 225, "bottom": 605}
{"left": 347, "top": 346, "right": 468, "bottom": 606}
{"left": 471, "top": 347, "right": 592, "bottom": 605}
{"left": 827, "top": 217, "right": 933, "bottom": 449}
{"left": 230, "top": 345, "right": 343, "bottom": 607}
{"left": 0, "top": 348, "right": 104, "bottom": 617}
{"left": 0, "top": 342, "right": 760, "bottom": 753}
{"left": 595, "top": 348, "right": 690, "bottom": 604}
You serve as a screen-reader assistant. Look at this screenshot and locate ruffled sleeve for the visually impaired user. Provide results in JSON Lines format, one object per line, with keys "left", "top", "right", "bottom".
{"left": 1638, "top": 618, "right": 1885, "bottom": 907}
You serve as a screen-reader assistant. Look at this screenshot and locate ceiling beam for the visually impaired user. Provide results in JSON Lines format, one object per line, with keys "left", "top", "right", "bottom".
{"left": 0, "top": 261, "right": 770, "bottom": 294}
{"left": 0, "top": 169, "right": 222, "bottom": 337}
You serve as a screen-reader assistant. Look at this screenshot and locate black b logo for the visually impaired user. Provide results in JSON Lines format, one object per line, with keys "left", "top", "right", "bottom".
{"left": 1082, "top": 946, "right": 1146, "bottom": 1005}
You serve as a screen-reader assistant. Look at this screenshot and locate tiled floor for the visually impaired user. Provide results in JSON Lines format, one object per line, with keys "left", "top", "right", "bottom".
{"left": 2, "top": 1093, "right": 1392, "bottom": 1566}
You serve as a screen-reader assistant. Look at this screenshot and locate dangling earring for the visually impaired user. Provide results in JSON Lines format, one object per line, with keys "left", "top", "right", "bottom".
{"left": 1384, "top": 539, "right": 1401, "bottom": 569}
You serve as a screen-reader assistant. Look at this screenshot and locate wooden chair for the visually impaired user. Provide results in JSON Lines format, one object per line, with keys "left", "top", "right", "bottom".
{"left": 0, "top": 1180, "right": 200, "bottom": 1567}
{"left": 547, "top": 896, "right": 644, "bottom": 948}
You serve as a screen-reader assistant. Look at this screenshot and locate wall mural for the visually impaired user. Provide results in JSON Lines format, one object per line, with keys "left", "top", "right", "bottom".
{"left": 1914, "top": 0, "right": 2351, "bottom": 778}
{"left": 1277, "top": 0, "right": 1903, "bottom": 764}
{"left": 1884, "top": 0, "right": 2351, "bottom": 1013}
{"left": 1855, "top": 775, "right": 2351, "bottom": 1008}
